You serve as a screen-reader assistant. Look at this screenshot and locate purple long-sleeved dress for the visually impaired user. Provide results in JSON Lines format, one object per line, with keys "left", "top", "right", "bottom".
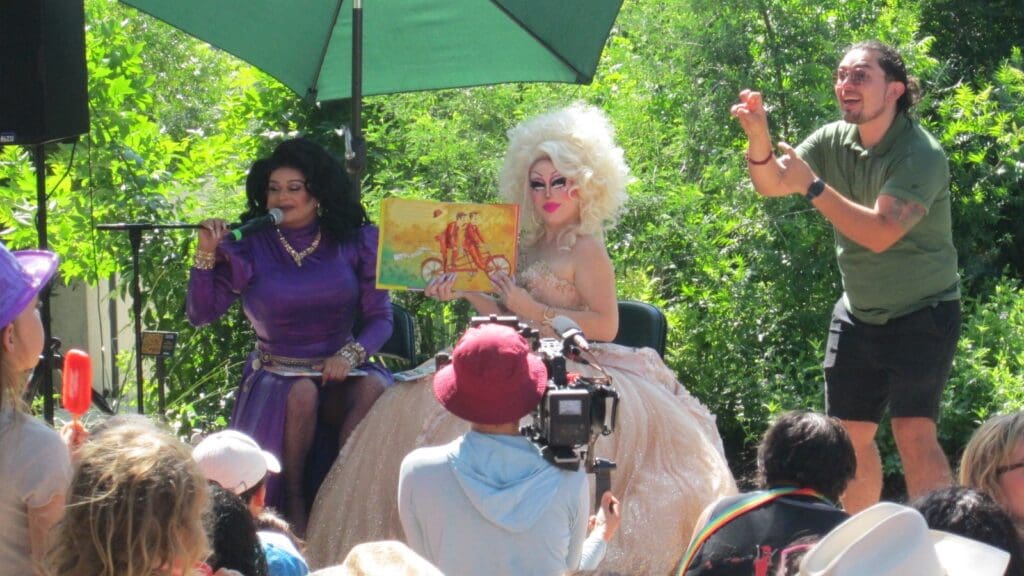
{"left": 187, "top": 220, "right": 393, "bottom": 509}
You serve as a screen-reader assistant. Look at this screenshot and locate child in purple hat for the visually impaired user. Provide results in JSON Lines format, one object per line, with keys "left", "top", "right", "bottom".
{"left": 0, "top": 241, "right": 72, "bottom": 574}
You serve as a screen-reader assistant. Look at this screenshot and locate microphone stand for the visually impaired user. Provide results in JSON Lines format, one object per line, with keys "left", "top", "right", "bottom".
{"left": 94, "top": 222, "right": 200, "bottom": 415}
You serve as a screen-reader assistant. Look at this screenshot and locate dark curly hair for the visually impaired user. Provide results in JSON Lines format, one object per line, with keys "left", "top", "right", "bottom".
{"left": 847, "top": 40, "right": 921, "bottom": 115}
{"left": 205, "top": 483, "right": 269, "bottom": 576}
{"left": 912, "top": 487, "right": 1024, "bottom": 576}
{"left": 757, "top": 411, "right": 856, "bottom": 502}
{"left": 241, "top": 137, "right": 371, "bottom": 242}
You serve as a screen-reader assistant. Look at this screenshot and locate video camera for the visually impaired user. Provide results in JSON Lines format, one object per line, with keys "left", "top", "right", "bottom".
{"left": 459, "top": 315, "right": 619, "bottom": 479}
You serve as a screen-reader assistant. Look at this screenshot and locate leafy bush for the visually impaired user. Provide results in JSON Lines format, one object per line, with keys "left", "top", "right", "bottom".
{"left": 0, "top": 0, "right": 1020, "bottom": 492}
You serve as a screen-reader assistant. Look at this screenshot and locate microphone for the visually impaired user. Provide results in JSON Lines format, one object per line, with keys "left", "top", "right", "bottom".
{"left": 551, "top": 315, "right": 590, "bottom": 352}
{"left": 228, "top": 208, "right": 283, "bottom": 241}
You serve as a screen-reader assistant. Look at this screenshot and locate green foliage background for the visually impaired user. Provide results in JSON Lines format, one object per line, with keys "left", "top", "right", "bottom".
{"left": 1, "top": 0, "right": 1021, "bottom": 490}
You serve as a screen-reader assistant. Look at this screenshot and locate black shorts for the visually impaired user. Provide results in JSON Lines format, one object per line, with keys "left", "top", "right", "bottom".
{"left": 823, "top": 298, "right": 961, "bottom": 423}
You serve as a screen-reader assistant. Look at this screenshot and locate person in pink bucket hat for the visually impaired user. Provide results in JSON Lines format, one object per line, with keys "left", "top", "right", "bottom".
{"left": 0, "top": 241, "right": 72, "bottom": 574}
{"left": 397, "top": 322, "right": 599, "bottom": 576}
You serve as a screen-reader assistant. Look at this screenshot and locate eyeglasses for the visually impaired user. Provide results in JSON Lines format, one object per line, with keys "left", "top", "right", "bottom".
{"left": 833, "top": 68, "right": 872, "bottom": 86}
{"left": 997, "top": 461, "right": 1024, "bottom": 476}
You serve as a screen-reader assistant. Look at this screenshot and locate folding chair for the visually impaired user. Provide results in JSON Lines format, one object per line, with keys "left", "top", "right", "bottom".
{"left": 611, "top": 300, "right": 668, "bottom": 358}
{"left": 374, "top": 302, "right": 417, "bottom": 368}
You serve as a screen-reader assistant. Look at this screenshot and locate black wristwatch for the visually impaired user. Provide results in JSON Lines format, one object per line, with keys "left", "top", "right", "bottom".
{"left": 805, "top": 178, "right": 826, "bottom": 201}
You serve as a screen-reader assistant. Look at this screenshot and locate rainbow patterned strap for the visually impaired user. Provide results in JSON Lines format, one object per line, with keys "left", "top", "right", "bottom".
{"left": 675, "top": 486, "right": 831, "bottom": 576}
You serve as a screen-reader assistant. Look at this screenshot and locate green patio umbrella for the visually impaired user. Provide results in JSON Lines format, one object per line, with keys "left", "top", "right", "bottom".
{"left": 118, "top": 0, "right": 624, "bottom": 188}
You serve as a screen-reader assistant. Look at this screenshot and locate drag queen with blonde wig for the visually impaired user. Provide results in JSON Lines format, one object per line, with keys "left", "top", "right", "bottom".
{"left": 306, "top": 104, "right": 736, "bottom": 574}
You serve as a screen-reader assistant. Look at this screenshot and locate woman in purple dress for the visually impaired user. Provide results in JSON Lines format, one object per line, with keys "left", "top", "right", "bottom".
{"left": 187, "top": 138, "right": 393, "bottom": 535}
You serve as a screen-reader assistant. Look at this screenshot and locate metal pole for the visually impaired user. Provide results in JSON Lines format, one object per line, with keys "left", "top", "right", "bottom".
{"left": 129, "top": 228, "right": 145, "bottom": 414}
{"left": 33, "top": 144, "right": 56, "bottom": 424}
{"left": 156, "top": 355, "right": 166, "bottom": 418}
{"left": 349, "top": 0, "right": 364, "bottom": 197}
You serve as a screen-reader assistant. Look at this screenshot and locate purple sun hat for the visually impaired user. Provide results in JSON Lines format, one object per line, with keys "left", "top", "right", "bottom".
{"left": 0, "top": 242, "right": 59, "bottom": 328}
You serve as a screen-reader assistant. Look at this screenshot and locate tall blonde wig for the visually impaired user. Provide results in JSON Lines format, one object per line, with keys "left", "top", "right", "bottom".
{"left": 498, "top": 103, "right": 630, "bottom": 247}
{"left": 47, "top": 426, "right": 210, "bottom": 576}
{"left": 959, "top": 412, "right": 1024, "bottom": 512}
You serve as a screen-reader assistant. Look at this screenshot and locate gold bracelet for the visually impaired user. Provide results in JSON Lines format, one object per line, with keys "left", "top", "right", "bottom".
{"left": 194, "top": 250, "right": 216, "bottom": 270}
{"left": 542, "top": 305, "right": 556, "bottom": 326}
{"left": 348, "top": 341, "right": 367, "bottom": 364}
{"left": 334, "top": 341, "right": 367, "bottom": 366}
{"left": 334, "top": 347, "right": 357, "bottom": 366}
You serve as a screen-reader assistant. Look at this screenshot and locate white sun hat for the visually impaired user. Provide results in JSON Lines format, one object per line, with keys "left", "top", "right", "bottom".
{"left": 799, "top": 501, "right": 1010, "bottom": 576}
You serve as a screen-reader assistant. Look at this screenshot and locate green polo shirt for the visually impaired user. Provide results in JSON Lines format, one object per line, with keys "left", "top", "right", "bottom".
{"left": 796, "top": 114, "right": 959, "bottom": 324}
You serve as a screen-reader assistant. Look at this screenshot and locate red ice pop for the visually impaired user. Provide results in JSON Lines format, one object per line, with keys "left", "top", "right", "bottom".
{"left": 61, "top": 349, "right": 92, "bottom": 420}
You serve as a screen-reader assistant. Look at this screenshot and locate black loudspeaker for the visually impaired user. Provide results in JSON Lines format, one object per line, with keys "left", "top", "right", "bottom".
{"left": 0, "top": 0, "right": 89, "bottom": 146}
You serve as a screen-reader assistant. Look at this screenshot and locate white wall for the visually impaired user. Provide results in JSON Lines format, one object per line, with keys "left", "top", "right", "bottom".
{"left": 49, "top": 277, "right": 132, "bottom": 399}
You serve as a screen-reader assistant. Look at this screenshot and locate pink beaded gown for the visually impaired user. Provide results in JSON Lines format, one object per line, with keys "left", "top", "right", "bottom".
{"left": 305, "top": 260, "right": 737, "bottom": 574}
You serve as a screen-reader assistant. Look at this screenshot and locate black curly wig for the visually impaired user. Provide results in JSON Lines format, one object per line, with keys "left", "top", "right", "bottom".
{"left": 241, "top": 137, "right": 371, "bottom": 242}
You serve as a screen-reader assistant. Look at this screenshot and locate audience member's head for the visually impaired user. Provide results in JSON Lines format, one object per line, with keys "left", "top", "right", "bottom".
{"left": 798, "top": 502, "right": 1010, "bottom": 575}
{"left": 0, "top": 244, "right": 58, "bottom": 411}
{"left": 432, "top": 323, "right": 547, "bottom": 427}
{"left": 193, "top": 429, "right": 281, "bottom": 516}
{"left": 912, "top": 486, "right": 1024, "bottom": 576}
{"left": 757, "top": 411, "right": 856, "bottom": 502}
{"left": 48, "top": 426, "right": 210, "bottom": 576}
{"left": 309, "top": 540, "right": 443, "bottom": 575}
{"left": 89, "top": 413, "right": 166, "bottom": 439}
{"left": 960, "top": 412, "right": 1024, "bottom": 530}
{"left": 206, "top": 483, "right": 269, "bottom": 576}
{"left": 256, "top": 509, "right": 306, "bottom": 553}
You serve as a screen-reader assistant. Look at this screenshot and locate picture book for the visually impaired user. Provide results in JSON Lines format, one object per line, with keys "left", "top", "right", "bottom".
{"left": 376, "top": 198, "right": 519, "bottom": 292}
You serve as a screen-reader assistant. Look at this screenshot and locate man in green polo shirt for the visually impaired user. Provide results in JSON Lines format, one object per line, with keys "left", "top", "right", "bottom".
{"left": 730, "top": 40, "right": 960, "bottom": 514}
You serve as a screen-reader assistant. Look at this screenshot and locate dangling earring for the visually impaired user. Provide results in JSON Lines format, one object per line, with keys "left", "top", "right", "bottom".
{"left": 316, "top": 202, "right": 323, "bottom": 216}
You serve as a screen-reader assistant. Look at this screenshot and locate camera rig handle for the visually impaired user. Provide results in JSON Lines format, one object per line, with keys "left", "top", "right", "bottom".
{"left": 590, "top": 457, "right": 617, "bottom": 510}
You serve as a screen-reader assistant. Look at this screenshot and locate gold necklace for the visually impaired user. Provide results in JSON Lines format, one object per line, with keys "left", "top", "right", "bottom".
{"left": 276, "top": 228, "right": 321, "bottom": 267}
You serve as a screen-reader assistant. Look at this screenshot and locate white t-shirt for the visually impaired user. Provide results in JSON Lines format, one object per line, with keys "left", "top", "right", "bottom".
{"left": 0, "top": 407, "right": 73, "bottom": 575}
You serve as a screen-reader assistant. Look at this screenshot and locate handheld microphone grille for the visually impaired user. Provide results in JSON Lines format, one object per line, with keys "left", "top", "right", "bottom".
{"left": 551, "top": 315, "right": 590, "bottom": 351}
{"left": 229, "top": 208, "right": 283, "bottom": 241}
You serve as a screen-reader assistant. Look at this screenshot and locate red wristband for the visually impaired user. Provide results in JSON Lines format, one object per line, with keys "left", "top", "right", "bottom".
{"left": 745, "top": 150, "right": 774, "bottom": 165}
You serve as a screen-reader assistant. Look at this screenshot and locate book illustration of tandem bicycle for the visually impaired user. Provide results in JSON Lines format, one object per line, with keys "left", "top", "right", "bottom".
{"left": 376, "top": 199, "right": 519, "bottom": 292}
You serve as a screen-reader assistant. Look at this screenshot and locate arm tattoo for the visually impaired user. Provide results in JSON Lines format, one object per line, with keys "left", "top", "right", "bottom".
{"left": 884, "top": 197, "right": 926, "bottom": 231}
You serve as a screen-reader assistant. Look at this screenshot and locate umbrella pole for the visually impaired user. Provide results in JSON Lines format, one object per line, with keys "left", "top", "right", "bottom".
{"left": 347, "top": 0, "right": 364, "bottom": 197}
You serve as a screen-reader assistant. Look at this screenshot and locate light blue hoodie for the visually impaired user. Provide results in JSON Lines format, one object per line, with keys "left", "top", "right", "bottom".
{"left": 398, "top": 430, "right": 589, "bottom": 576}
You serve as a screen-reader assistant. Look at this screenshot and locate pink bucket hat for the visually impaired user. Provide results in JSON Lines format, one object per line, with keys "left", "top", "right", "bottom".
{"left": 0, "top": 243, "right": 59, "bottom": 328}
{"left": 432, "top": 323, "right": 548, "bottom": 425}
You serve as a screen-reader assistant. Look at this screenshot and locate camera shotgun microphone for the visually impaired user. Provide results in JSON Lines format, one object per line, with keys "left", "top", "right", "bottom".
{"left": 551, "top": 315, "right": 590, "bottom": 352}
{"left": 228, "top": 208, "right": 283, "bottom": 241}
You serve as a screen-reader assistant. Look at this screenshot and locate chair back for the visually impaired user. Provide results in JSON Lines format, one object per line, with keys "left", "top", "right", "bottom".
{"left": 377, "top": 302, "right": 417, "bottom": 366}
{"left": 612, "top": 300, "right": 667, "bottom": 358}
